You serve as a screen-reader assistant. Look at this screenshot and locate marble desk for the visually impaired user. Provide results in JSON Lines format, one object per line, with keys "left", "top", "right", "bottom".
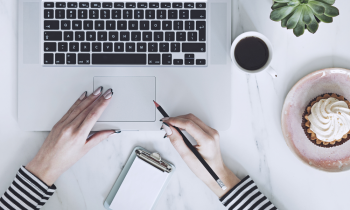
{"left": 1, "top": 0, "right": 350, "bottom": 209}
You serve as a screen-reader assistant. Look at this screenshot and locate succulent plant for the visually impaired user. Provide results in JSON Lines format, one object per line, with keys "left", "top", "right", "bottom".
{"left": 270, "top": 0, "right": 339, "bottom": 37}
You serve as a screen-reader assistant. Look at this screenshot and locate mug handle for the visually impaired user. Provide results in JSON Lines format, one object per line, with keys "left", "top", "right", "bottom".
{"left": 266, "top": 66, "right": 278, "bottom": 78}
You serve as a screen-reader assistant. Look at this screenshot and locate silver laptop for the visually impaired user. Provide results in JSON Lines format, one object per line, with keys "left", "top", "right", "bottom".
{"left": 18, "top": 0, "right": 232, "bottom": 131}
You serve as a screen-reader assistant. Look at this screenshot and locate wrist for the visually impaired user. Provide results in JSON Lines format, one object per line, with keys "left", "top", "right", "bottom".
{"left": 26, "top": 158, "right": 58, "bottom": 186}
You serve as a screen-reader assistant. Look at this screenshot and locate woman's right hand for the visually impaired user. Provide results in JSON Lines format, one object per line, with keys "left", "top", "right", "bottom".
{"left": 161, "top": 114, "right": 241, "bottom": 198}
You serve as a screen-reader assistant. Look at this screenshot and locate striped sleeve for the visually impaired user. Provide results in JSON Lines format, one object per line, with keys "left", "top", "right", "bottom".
{"left": 0, "top": 166, "right": 56, "bottom": 210}
{"left": 220, "top": 176, "right": 277, "bottom": 210}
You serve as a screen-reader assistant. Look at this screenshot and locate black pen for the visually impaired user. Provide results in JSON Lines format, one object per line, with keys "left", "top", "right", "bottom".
{"left": 153, "top": 100, "right": 227, "bottom": 190}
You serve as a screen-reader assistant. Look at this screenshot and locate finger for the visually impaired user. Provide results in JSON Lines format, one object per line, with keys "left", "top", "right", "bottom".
{"left": 166, "top": 125, "right": 196, "bottom": 161}
{"left": 59, "top": 91, "right": 87, "bottom": 123}
{"left": 84, "top": 130, "right": 115, "bottom": 152}
{"left": 63, "top": 86, "right": 103, "bottom": 124}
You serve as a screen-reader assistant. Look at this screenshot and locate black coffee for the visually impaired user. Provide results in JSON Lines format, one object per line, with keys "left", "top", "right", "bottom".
{"left": 234, "top": 37, "right": 269, "bottom": 71}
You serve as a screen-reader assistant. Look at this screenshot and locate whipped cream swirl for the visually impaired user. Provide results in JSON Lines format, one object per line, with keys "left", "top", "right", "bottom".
{"left": 308, "top": 97, "right": 350, "bottom": 142}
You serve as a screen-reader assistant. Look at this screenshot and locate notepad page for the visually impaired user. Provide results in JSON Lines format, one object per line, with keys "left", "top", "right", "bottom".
{"left": 110, "top": 156, "right": 169, "bottom": 210}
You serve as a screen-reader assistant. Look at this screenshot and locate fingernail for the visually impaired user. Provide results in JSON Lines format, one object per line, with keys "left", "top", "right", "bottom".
{"left": 115, "top": 130, "right": 121, "bottom": 133}
{"left": 104, "top": 89, "right": 113, "bottom": 100}
{"left": 163, "top": 133, "right": 168, "bottom": 138}
{"left": 79, "top": 91, "right": 87, "bottom": 100}
{"left": 93, "top": 86, "right": 103, "bottom": 95}
{"left": 160, "top": 117, "right": 169, "bottom": 122}
{"left": 162, "top": 123, "right": 172, "bottom": 136}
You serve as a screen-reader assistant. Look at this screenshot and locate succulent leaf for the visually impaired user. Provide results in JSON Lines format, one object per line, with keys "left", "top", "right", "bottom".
{"left": 281, "top": 13, "right": 294, "bottom": 28}
{"left": 314, "top": 0, "right": 335, "bottom": 5}
{"left": 294, "top": 16, "right": 305, "bottom": 37}
{"left": 302, "top": 6, "right": 312, "bottom": 24}
{"left": 307, "top": 15, "right": 319, "bottom": 33}
{"left": 274, "top": 0, "right": 291, "bottom": 3}
{"left": 286, "top": 6, "right": 303, "bottom": 29}
{"left": 288, "top": 1, "right": 300, "bottom": 6}
{"left": 272, "top": 2, "right": 288, "bottom": 10}
{"left": 315, "top": 14, "right": 333, "bottom": 23}
{"left": 270, "top": 6, "right": 296, "bottom": 21}
{"left": 308, "top": 2, "right": 326, "bottom": 15}
{"left": 310, "top": 1, "right": 339, "bottom": 17}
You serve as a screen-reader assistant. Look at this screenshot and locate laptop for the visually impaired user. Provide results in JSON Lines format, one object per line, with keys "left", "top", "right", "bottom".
{"left": 18, "top": 0, "right": 232, "bottom": 131}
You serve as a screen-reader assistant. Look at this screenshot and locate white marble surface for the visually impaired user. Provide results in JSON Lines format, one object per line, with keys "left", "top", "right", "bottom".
{"left": 1, "top": 0, "right": 350, "bottom": 209}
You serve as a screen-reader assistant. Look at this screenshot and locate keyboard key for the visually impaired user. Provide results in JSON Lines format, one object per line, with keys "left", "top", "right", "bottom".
{"left": 67, "top": 10, "right": 76, "bottom": 19}
{"left": 55, "top": 53, "right": 65, "bottom": 64}
{"left": 114, "top": 3, "right": 124, "bottom": 8}
{"left": 196, "top": 3, "right": 206, "bottom": 8}
{"left": 148, "top": 43, "right": 158, "bottom": 52}
{"left": 106, "top": 21, "right": 116, "bottom": 30}
{"left": 44, "top": 31, "right": 62, "bottom": 41}
{"left": 145, "top": 10, "right": 155, "bottom": 19}
{"left": 123, "top": 10, "right": 133, "bottom": 19}
{"left": 154, "top": 32, "right": 163, "bottom": 41}
{"left": 171, "top": 43, "right": 180, "bottom": 52}
{"left": 117, "top": 21, "right": 127, "bottom": 30}
{"left": 92, "top": 43, "right": 101, "bottom": 52}
{"left": 84, "top": 20, "right": 93, "bottom": 30}
{"left": 114, "top": 43, "right": 124, "bottom": 52}
{"left": 68, "top": 3, "right": 77, "bottom": 8}
{"left": 79, "top": 3, "right": 89, "bottom": 8}
{"left": 44, "top": 53, "right": 54, "bottom": 64}
{"left": 151, "top": 21, "right": 161, "bottom": 30}
{"left": 174, "top": 59, "right": 183, "bottom": 65}
{"left": 185, "top": 21, "right": 195, "bottom": 30}
{"left": 185, "top": 54, "right": 194, "bottom": 59}
{"left": 56, "top": 2, "right": 66, "bottom": 8}
{"left": 143, "top": 32, "right": 152, "bottom": 41}
{"left": 129, "top": 21, "right": 138, "bottom": 30}
{"left": 63, "top": 31, "right": 73, "bottom": 40}
{"left": 112, "top": 10, "right": 121, "bottom": 19}
{"left": 161, "top": 3, "right": 171, "bottom": 8}
{"left": 81, "top": 42, "right": 90, "bottom": 52}
{"left": 126, "top": 3, "right": 136, "bottom": 8}
{"left": 98, "top": 32, "right": 107, "bottom": 41}
{"left": 165, "top": 32, "right": 175, "bottom": 41}
{"left": 91, "top": 3, "right": 101, "bottom": 8}
{"left": 188, "top": 32, "right": 197, "bottom": 41}
{"left": 95, "top": 21, "right": 104, "bottom": 30}
{"left": 120, "top": 32, "right": 130, "bottom": 41}
{"left": 75, "top": 31, "right": 85, "bottom": 40}
{"left": 191, "top": 10, "right": 206, "bottom": 19}
{"left": 69, "top": 42, "right": 79, "bottom": 52}
{"left": 138, "top": 3, "right": 147, "bottom": 8}
{"left": 44, "top": 42, "right": 56, "bottom": 52}
{"left": 78, "top": 54, "right": 90, "bottom": 64}
{"left": 134, "top": 10, "right": 144, "bottom": 19}
{"left": 137, "top": 43, "right": 147, "bottom": 52}
{"left": 131, "top": 32, "right": 141, "bottom": 41}
{"left": 72, "top": 21, "right": 82, "bottom": 30}
{"left": 179, "top": 10, "right": 189, "bottom": 19}
{"left": 86, "top": 31, "right": 96, "bottom": 40}
{"left": 92, "top": 54, "right": 146, "bottom": 64}
{"left": 140, "top": 21, "right": 149, "bottom": 30}
{"left": 44, "top": 2, "right": 54, "bottom": 8}
{"left": 176, "top": 32, "right": 186, "bottom": 41}
{"left": 168, "top": 10, "right": 177, "bottom": 19}
{"left": 184, "top": 3, "right": 194, "bottom": 8}
{"left": 101, "top": 10, "right": 110, "bottom": 19}
{"left": 109, "top": 32, "right": 118, "bottom": 41}
{"left": 185, "top": 58, "right": 194, "bottom": 65}
{"left": 61, "top": 21, "right": 71, "bottom": 30}
{"left": 162, "top": 21, "right": 172, "bottom": 30}
{"left": 55, "top": 10, "right": 65, "bottom": 19}
{"left": 148, "top": 54, "right": 160, "bottom": 65}
{"left": 162, "top": 54, "right": 172, "bottom": 65}
{"left": 182, "top": 43, "right": 206, "bottom": 52}
{"left": 89, "top": 10, "right": 99, "bottom": 19}
{"left": 66, "top": 53, "right": 76, "bottom": 64}
{"left": 126, "top": 43, "right": 135, "bottom": 52}
{"left": 103, "top": 43, "right": 113, "bottom": 52}
{"left": 44, "top": 10, "right": 54, "bottom": 19}
{"left": 44, "top": 20, "right": 59, "bottom": 30}
{"left": 149, "top": 3, "right": 159, "bottom": 8}
{"left": 196, "top": 21, "right": 206, "bottom": 41}
{"left": 77, "top": 10, "right": 87, "bottom": 19}
{"left": 103, "top": 3, "right": 113, "bottom": 8}
{"left": 157, "top": 10, "right": 166, "bottom": 19}
{"left": 58, "top": 42, "right": 68, "bottom": 51}
{"left": 174, "top": 21, "right": 183, "bottom": 30}
{"left": 160, "top": 43, "right": 169, "bottom": 52}
{"left": 173, "top": 3, "right": 182, "bottom": 8}
{"left": 196, "top": 59, "right": 206, "bottom": 65}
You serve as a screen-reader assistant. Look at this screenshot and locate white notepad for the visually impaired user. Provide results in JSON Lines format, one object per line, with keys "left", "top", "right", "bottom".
{"left": 110, "top": 156, "right": 170, "bottom": 210}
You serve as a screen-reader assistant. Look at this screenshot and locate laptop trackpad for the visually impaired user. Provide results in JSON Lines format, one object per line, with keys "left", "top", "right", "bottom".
{"left": 94, "top": 77, "right": 156, "bottom": 122}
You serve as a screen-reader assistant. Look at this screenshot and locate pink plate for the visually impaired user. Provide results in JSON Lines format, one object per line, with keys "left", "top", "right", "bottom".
{"left": 282, "top": 68, "right": 350, "bottom": 172}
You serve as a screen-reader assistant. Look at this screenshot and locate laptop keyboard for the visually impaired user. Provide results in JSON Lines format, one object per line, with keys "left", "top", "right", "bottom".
{"left": 43, "top": 2, "right": 207, "bottom": 66}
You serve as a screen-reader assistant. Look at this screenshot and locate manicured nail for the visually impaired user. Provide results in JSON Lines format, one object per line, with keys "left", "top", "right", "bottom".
{"left": 104, "top": 89, "right": 113, "bottom": 100}
{"left": 162, "top": 123, "right": 172, "bottom": 136}
{"left": 163, "top": 134, "right": 168, "bottom": 138}
{"left": 93, "top": 86, "right": 103, "bottom": 95}
{"left": 79, "top": 91, "right": 87, "bottom": 100}
{"left": 160, "top": 117, "right": 169, "bottom": 122}
{"left": 115, "top": 130, "right": 121, "bottom": 133}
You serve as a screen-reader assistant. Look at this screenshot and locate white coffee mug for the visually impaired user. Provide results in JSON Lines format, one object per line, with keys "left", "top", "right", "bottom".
{"left": 231, "top": 32, "right": 277, "bottom": 78}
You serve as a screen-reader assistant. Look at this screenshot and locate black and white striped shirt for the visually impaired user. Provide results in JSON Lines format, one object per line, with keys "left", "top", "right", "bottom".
{"left": 0, "top": 167, "right": 275, "bottom": 210}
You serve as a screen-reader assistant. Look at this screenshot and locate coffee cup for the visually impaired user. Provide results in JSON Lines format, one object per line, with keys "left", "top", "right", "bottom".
{"left": 231, "top": 31, "right": 277, "bottom": 78}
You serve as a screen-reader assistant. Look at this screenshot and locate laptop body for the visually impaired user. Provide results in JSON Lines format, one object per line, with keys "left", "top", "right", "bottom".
{"left": 18, "top": 0, "right": 232, "bottom": 131}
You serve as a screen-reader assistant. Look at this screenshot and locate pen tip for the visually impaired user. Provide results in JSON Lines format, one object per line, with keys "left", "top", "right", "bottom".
{"left": 153, "top": 100, "right": 160, "bottom": 108}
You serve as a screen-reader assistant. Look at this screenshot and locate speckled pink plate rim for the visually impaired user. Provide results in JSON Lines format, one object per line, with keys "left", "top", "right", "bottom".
{"left": 281, "top": 68, "right": 350, "bottom": 172}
